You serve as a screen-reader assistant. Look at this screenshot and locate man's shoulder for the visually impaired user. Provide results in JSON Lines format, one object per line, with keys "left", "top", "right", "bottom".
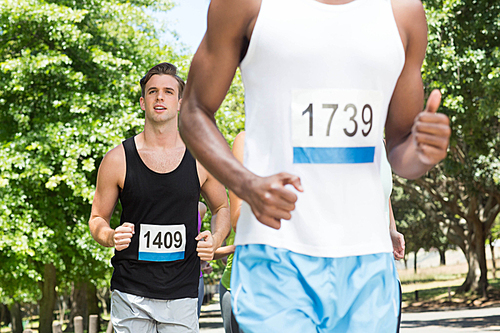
{"left": 391, "top": 0, "right": 427, "bottom": 50}
{"left": 95, "top": 142, "right": 126, "bottom": 187}
{"left": 212, "top": 0, "right": 260, "bottom": 13}
{"left": 391, "top": 0, "right": 424, "bottom": 12}
{"left": 102, "top": 142, "right": 126, "bottom": 167}
{"left": 209, "top": 0, "right": 261, "bottom": 33}
{"left": 391, "top": 0, "right": 425, "bottom": 26}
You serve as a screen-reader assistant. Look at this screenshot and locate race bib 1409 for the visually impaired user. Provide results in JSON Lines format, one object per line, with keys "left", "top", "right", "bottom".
{"left": 292, "top": 89, "right": 383, "bottom": 164}
{"left": 138, "top": 224, "right": 186, "bottom": 262}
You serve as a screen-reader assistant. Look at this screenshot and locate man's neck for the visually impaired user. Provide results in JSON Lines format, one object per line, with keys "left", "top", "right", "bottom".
{"left": 141, "top": 120, "right": 182, "bottom": 150}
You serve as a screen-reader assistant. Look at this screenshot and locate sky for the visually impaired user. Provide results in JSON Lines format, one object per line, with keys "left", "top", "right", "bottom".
{"left": 155, "top": 0, "right": 211, "bottom": 53}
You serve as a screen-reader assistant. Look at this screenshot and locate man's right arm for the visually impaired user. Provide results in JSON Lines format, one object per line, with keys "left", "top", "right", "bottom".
{"left": 88, "top": 145, "right": 133, "bottom": 250}
{"left": 179, "top": 0, "right": 257, "bottom": 196}
{"left": 179, "top": 0, "right": 302, "bottom": 229}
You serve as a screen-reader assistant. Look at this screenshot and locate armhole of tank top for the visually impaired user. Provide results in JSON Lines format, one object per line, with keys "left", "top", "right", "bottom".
{"left": 121, "top": 138, "right": 132, "bottom": 193}
{"left": 198, "top": 212, "right": 202, "bottom": 234}
{"left": 239, "top": 0, "right": 265, "bottom": 69}
{"left": 191, "top": 151, "right": 201, "bottom": 191}
{"left": 387, "top": 0, "right": 406, "bottom": 61}
{"left": 381, "top": 139, "right": 393, "bottom": 201}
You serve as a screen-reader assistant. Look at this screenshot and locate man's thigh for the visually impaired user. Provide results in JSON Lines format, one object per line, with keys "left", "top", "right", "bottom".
{"left": 111, "top": 290, "right": 156, "bottom": 333}
{"left": 155, "top": 298, "right": 199, "bottom": 333}
{"left": 231, "top": 244, "right": 399, "bottom": 333}
{"left": 111, "top": 290, "right": 199, "bottom": 333}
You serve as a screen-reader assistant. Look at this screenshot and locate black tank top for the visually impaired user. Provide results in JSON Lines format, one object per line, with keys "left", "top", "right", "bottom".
{"left": 110, "top": 136, "right": 201, "bottom": 300}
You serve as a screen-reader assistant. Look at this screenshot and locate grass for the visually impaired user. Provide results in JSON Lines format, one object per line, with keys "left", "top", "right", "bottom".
{"left": 398, "top": 262, "right": 500, "bottom": 311}
{"left": 398, "top": 262, "right": 468, "bottom": 285}
{"left": 402, "top": 278, "right": 500, "bottom": 311}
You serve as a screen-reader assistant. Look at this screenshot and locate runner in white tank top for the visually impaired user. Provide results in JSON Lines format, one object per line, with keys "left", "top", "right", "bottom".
{"left": 179, "top": 0, "right": 450, "bottom": 331}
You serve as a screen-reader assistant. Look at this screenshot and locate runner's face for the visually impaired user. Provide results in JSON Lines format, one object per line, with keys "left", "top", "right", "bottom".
{"left": 140, "top": 74, "right": 181, "bottom": 124}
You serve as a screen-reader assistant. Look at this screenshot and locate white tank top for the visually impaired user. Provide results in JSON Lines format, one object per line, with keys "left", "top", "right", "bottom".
{"left": 235, "top": 0, "right": 405, "bottom": 257}
{"left": 380, "top": 144, "right": 393, "bottom": 219}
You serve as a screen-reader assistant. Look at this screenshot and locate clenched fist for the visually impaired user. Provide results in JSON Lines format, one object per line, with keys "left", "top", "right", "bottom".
{"left": 114, "top": 222, "right": 135, "bottom": 251}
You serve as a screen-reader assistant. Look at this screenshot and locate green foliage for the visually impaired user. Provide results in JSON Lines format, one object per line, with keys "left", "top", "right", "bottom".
{"left": 489, "top": 214, "right": 500, "bottom": 243}
{"left": 423, "top": 0, "right": 500, "bottom": 182}
{"left": 0, "top": 0, "right": 187, "bottom": 303}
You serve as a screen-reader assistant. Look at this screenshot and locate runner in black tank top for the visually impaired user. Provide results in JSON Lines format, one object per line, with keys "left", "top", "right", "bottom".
{"left": 111, "top": 136, "right": 200, "bottom": 300}
{"left": 89, "top": 63, "right": 230, "bottom": 333}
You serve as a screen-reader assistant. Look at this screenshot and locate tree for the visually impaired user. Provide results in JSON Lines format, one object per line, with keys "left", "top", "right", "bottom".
{"left": 396, "top": 0, "right": 500, "bottom": 295}
{"left": 0, "top": 0, "right": 187, "bottom": 331}
{"left": 392, "top": 183, "right": 452, "bottom": 273}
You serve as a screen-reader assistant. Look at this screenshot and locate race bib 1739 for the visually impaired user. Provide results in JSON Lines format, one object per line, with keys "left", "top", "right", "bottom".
{"left": 138, "top": 224, "right": 186, "bottom": 262}
{"left": 292, "top": 89, "right": 383, "bottom": 164}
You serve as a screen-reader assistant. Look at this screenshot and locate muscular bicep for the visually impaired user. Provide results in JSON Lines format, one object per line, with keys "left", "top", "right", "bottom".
{"left": 89, "top": 146, "right": 124, "bottom": 227}
{"left": 385, "top": 0, "right": 428, "bottom": 152}
{"left": 198, "top": 159, "right": 229, "bottom": 215}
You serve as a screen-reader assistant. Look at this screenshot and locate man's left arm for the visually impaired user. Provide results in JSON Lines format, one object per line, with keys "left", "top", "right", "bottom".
{"left": 196, "top": 164, "right": 230, "bottom": 261}
{"left": 389, "top": 199, "right": 405, "bottom": 260}
{"left": 386, "top": 0, "right": 451, "bottom": 179}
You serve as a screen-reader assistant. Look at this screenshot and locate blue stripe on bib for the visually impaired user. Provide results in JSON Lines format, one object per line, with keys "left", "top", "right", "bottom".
{"left": 293, "top": 146, "right": 375, "bottom": 164}
{"left": 138, "top": 251, "right": 185, "bottom": 262}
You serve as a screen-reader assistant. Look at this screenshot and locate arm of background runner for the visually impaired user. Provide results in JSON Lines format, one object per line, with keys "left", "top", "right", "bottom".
{"left": 197, "top": 164, "right": 231, "bottom": 261}
{"left": 88, "top": 145, "right": 133, "bottom": 251}
{"left": 179, "top": 0, "right": 302, "bottom": 230}
{"left": 211, "top": 131, "right": 246, "bottom": 260}
{"left": 198, "top": 201, "right": 207, "bottom": 220}
{"left": 229, "top": 131, "right": 245, "bottom": 233}
{"left": 389, "top": 199, "right": 405, "bottom": 260}
{"left": 385, "top": 0, "right": 450, "bottom": 179}
{"left": 200, "top": 200, "right": 235, "bottom": 261}
{"left": 213, "top": 245, "right": 236, "bottom": 260}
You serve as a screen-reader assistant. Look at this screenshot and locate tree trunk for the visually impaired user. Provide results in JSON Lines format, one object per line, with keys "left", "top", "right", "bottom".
{"left": 457, "top": 224, "right": 489, "bottom": 296}
{"left": 489, "top": 235, "right": 496, "bottom": 279}
{"left": 9, "top": 301, "right": 23, "bottom": 333}
{"left": 87, "top": 282, "right": 100, "bottom": 329}
{"left": 439, "top": 248, "right": 446, "bottom": 266}
{"left": 414, "top": 250, "right": 418, "bottom": 274}
{"left": 459, "top": 246, "right": 480, "bottom": 293}
{"left": 1, "top": 303, "right": 11, "bottom": 327}
{"left": 66, "top": 281, "right": 88, "bottom": 332}
{"left": 39, "top": 263, "right": 57, "bottom": 333}
{"left": 96, "top": 288, "right": 110, "bottom": 317}
{"left": 474, "top": 223, "right": 488, "bottom": 297}
{"left": 57, "top": 295, "right": 67, "bottom": 325}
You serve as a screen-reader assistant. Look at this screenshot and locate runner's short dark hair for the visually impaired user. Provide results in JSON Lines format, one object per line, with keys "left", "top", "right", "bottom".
{"left": 140, "top": 63, "right": 185, "bottom": 99}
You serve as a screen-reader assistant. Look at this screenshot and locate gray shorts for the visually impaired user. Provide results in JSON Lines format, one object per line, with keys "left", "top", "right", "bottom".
{"left": 111, "top": 289, "right": 199, "bottom": 333}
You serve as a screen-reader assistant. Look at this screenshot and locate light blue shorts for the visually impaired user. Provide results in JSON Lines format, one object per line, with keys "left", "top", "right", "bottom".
{"left": 231, "top": 244, "right": 399, "bottom": 333}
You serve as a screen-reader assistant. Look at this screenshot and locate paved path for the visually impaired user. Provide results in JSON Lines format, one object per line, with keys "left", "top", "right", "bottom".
{"left": 199, "top": 294, "right": 224, "bottom": 333}
{"left": 401, "top": 307, "right": 500, "bottom": 333}
{"left": 200, "top": 294, "right": 500, "bottom": 332}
